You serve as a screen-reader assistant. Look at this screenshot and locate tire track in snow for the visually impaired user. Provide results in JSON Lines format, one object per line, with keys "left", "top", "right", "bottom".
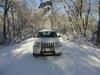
{"left": 0, "top": 43, "right": 32, "bottom": 68}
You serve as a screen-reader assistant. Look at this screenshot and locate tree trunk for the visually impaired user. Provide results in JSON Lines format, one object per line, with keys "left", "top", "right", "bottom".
{"left": 3, "top": 0, "right": 9, "bottom": 42}
{"left": 7, "top": 14, "right": 10, "bottom": 38}
{"left": 11, "top": 4, "right": 15, "bottom": 38}
{"left": 97, "top": 0, "right": 100, "bottom": 43}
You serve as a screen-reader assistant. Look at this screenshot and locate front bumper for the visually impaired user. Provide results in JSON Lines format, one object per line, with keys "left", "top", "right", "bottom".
{"left": 33, "top": 52, "right": 62, "bottom": 56}
{"left": 33, "top": 46, "right": 62, "bottom": 56}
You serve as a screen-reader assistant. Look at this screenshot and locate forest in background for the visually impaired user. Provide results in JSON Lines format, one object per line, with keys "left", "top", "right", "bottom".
{"left": 0, "top": 0, "right": 100, "bottom": 46}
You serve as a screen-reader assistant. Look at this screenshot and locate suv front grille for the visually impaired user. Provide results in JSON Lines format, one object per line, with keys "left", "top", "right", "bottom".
{"left": 41, "top": 43, "right": 54, "bottom": 48}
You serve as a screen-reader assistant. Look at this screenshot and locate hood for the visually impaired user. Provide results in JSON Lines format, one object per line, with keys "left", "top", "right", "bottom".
{"left": 33, "top": 38, "right": 62, "bottom": 43}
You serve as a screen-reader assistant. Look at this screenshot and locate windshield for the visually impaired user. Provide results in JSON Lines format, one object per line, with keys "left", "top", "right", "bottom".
{"left": 38, "top": 31, "right": 57, "bottom": 37}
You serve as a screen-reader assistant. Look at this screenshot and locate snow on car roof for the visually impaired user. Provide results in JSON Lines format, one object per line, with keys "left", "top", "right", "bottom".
{"left": 39, "top": 29, "right": 55, "bottom": 32}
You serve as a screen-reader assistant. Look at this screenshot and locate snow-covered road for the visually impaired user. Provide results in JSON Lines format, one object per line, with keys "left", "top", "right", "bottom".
{"left": 0, "top": 38, "right": 100, "bottom": 75}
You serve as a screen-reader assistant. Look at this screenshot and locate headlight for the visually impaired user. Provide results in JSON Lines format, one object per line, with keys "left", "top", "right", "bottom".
{"left": 55, "top": 42, "right": 62, "bottom": 47}
{"left": 33, "top": 42, "right": 40, "bottom": 47}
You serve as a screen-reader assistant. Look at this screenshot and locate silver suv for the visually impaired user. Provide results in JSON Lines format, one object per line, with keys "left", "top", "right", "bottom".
{"left": 33, "top": 30, "right": 63, "bottom": 56}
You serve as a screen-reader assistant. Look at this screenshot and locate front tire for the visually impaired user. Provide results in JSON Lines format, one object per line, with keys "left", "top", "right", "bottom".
{"left": 33, "top": 53, "right": 39, "bottom": 57}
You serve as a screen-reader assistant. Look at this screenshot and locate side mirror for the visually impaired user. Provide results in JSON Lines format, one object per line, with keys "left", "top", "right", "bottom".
{"left": 57, "top": 35, "right": 61, "bottom": 37}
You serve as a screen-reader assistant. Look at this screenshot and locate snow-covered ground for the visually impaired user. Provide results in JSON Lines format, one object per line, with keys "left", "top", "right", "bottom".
{"left": 0, "top": 38, "right": 100, "bottom": 75}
